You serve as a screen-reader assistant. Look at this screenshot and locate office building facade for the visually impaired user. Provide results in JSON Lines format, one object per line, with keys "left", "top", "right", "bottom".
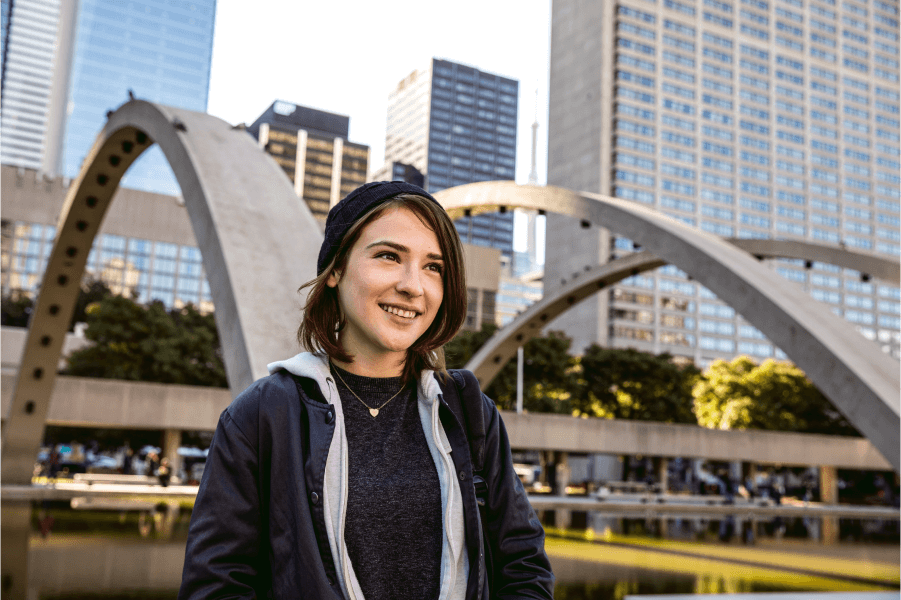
{"left": 369, "top": 161, "right": 426, "bottom": 188}
{"left": 0, "top": 0, "right": 71, "bottom": 171}
{"left": 248, "top": 101, "right": 369, "bottom": 227}
{"left": 1, "top": 166, "right": 498, "bottom": 326}
{"left": 384, "top": 58, "right": 519, "bottom": 259}
{"left": 58, "top": 0, "right": 216, "bottom": 194}
{"left": 546, "top": 0, "right": 900, "bottom": 364}
{"left": 1, "top": 165, "right": 214, "bottom": 312}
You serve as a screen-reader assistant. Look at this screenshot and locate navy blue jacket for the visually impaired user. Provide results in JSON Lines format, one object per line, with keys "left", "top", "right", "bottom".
{"left": 178, "top": 370, "right": 555, "bottom": 599}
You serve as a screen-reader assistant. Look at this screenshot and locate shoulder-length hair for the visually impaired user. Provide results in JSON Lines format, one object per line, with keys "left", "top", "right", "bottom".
{"left": 297, "top": 193, "right": 467, "bottom": 382}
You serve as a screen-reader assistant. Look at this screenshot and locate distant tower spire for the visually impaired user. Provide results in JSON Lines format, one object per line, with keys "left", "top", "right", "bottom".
{"left": 526, "top": 86, "right": 540, "bottom": 268}
{"left": 528, "top": 86, "right": 539, "bottom": 185}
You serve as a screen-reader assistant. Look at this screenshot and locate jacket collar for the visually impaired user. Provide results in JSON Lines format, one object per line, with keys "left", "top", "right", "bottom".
{"left": 269, "top": 352, "right": 445, "bottom": 409}
{"left": 267, "top": 352, "right": 333, "bottom": 402}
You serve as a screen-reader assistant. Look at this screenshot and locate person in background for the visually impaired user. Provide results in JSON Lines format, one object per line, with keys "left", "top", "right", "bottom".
{"left": 157, "top": 458, "right": 172, "bottom": 487}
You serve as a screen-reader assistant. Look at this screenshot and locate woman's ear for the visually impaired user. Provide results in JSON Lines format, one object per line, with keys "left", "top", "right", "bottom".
{"left": 326, "top": 270, "right": 340, "bottom": 288}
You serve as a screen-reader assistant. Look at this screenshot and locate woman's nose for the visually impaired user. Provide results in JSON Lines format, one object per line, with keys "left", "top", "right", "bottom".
{"left": 396, "top": 265, "right": 424, "bottom": 296}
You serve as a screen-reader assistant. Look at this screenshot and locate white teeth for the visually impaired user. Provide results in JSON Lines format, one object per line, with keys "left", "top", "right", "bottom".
{"left": 381, "top": 305, "right": 416, "bottom": 319}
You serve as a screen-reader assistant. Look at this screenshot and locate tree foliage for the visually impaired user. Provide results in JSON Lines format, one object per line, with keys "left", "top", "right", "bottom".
{"left": 1, "top": 277, "right": 113, "bottom": 330}
{"left": 65, "top": 295, "right": 227, "bottom": 387}
{"left": 69, "top": 278, "right": 115, "bottom": 330}
{"left": 1, "top": 290, "right": 34, "bottom": 327}
{"left": 444, "top": 325, "right": 575, "bottom": 413}
{"left": 573, "top": 345, "right": 700, "bottom": 423}
{"left": 693, "top": 356, "right": 860, "bottom": 436}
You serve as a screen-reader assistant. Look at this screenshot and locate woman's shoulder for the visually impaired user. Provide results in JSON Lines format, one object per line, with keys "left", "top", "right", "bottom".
{"left": 225, "top": 370, "right": 300, "bottom": 428}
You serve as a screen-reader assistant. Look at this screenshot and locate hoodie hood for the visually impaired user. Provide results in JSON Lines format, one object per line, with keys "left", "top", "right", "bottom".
{"left": 268, "top": 352, "right": 332, "bottom": 396}
{"left": 270, "top": 352, "right": 443, "bottom": 408}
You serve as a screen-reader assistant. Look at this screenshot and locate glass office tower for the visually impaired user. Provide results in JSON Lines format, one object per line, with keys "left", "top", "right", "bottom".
{"left": 0, "top": 0, "right": 63, "bottom": 170}
{"left": 59, "top": 0, "right": 216, "bottom": 194}
{"left": 385, "top": 58, "right": 519, "bottom": 259}
{"left": 1, "top": 165, "right": 214, "bottom": 311}
{"left": 547, "top": 0, "right": 900, "bottom": 364}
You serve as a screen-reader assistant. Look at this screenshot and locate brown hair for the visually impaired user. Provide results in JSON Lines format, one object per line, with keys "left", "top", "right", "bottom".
{"left": 297, "top": 193, "right": 466, "bottom": 382}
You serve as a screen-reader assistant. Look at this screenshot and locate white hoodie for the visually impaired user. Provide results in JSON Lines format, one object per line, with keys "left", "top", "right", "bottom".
{"left": 267, "top": 352, "right": 468, "bottom": 600}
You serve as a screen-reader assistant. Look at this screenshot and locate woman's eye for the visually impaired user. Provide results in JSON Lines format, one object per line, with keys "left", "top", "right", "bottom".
{"left": 376, "top": 252, "right": 399, "bottom": 262}
{"left": 427, "top": 263, "right": 444, "bottom": 274}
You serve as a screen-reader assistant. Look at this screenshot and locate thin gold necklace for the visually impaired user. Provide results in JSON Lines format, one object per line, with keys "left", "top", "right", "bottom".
{"left": 331, "top": 364, "right": 407, "bottom": 418}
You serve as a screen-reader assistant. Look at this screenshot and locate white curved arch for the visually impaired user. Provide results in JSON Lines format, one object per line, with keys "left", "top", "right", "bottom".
{"left": 468, "top": 240, "right": 899, "bottom": 387}
{"left": 434, "top": 182, "right": 900, "bottom": 472}
{"left": 466, "top": 251, "right": 663, "bottom": 384}
{"left": 2, "top": 101, "right": 321, "bottom": 484}
{"left": 729, "top": 238, "right": 899, "bottom": 285}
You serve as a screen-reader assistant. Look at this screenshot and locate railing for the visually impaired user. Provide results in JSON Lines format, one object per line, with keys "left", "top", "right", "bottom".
{"left": 4, "top": 482, "right": 898, "bottom": 520}
{"left": 529, "top": 493, "right": 901, "bottom": 520}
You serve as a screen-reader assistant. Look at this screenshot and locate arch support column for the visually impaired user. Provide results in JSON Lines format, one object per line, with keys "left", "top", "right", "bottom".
{"left": 2, "top": 100, "right": 324, "bottom": 593}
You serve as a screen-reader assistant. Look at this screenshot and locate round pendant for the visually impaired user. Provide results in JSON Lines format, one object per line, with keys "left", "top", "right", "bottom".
{"left": 369, "top": 408, "right": 379, "bottom": 417}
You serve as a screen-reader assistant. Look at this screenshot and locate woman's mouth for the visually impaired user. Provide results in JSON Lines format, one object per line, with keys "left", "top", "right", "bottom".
{"left": 380, "top": 304, "right": 418, "bottom": 319}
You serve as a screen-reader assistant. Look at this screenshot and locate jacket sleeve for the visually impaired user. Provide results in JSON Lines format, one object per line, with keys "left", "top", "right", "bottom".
{"left": 480, "top": 394, "right": 555, "bottom": 599}
{"left": 179, "top": 407, "right": 267, "bottom": 599}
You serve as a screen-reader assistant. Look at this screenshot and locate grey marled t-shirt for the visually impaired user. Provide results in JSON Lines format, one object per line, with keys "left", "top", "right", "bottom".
{"left": 332, "top": 364, "right": 443, "bottom": 600}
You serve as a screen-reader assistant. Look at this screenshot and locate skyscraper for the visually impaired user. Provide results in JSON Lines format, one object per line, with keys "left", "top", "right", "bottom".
{"left": 0, "top": 0, "right": 73, "bottom": 171}
{"left": 247, "top": 100, "right": 369, "bottom": 227}
{"left": 58, "top": 0, "right": 216, "bottom": 194}
{"left": 546, "top": 0, "right": 900, "bottom": 363}
{"left": 384, "top": 58, "right": 519, "bottom": 259}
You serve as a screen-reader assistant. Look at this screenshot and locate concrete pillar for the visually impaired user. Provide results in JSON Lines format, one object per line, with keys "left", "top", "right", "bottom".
{"left": 2, "top": 499, "right": 38, "bottom": 600}
{"left": 554, "top": 452, "right": 572, "bottom": 530}
{"left": 162, "top": 429, "right": 181, "bottom": 482}
{"left": 820, "top": 465, "right": 839, "bottom": 544}
{"left": 657, "top": 457, "right": 669, "bottom": 537}
{"left": 656, "top": 457, "right": 669, "bottom": 493}
{"left": 329, "top": 137, "right": 344, "bottom": 209}
{"left": 293, "top": 129, "right": 308, "bottom": 198}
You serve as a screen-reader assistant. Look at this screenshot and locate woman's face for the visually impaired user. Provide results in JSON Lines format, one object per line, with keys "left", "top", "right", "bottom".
{"left": 327, "top": 206, "right": 445, "bottom": 369}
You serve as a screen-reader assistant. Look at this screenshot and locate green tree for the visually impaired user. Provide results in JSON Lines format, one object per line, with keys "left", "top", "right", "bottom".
{"left": 572, "top": 345, "right": 700, "bottom": 423}
{"left": 1, "top": 290, "right": 34, "bottom": 327}
{"left": 65, "top": 295, "right": 227, "bottom": 387}
{"left": 69, "top": 277, "right": 115, "bottom": 331}
{"left": 444, "top": 325, "right": 576, "bottom": 413}
{"left": 692, "top": 356, "right": 859, "bottom": 436}
{"left": 443, "top": 323, "right": 498, "bottom": 368}
{"left": 1, "top": 277, "right": 113, "bottom": 330}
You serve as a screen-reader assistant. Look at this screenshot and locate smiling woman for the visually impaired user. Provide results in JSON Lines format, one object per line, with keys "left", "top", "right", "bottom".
{"left": 178, "top": 182, "right": 554, "bottom": 600}
{"left": 327, "top": 208, "right": 446, "bottom": 374}
{"left": 300, "top": 190, "right": 466, "bottom": 382}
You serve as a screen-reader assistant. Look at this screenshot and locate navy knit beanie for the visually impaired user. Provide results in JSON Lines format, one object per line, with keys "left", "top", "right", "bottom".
{"left": 316, "top": 181, "right": 444, "bottom": 275}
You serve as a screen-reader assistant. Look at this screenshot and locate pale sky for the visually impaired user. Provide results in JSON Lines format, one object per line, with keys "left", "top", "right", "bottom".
{"left": 206, "top": 0, "right": 552, "bottom": 255}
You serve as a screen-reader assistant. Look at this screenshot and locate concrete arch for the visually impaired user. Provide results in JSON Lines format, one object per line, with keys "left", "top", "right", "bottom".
{"left": 728, "top": 238, "right": 900, "bottom": 285}
{"left": 433, "top": 182, "right": 900, "bottom": 472}
{"left": 466, "top": 241, "right": 899, "bottom": 387}
{"left": 467, "top": 251, "right": 663, "bottom": 384}
{"left": 2, "top": 100, "right": 322, "bottom": 484}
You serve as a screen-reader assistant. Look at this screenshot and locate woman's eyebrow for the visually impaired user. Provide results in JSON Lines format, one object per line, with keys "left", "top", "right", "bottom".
{"left": 366, "top": 240, "right": 443, "bottom": 261}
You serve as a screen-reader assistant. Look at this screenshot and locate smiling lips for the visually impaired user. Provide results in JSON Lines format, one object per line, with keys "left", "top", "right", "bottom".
{"left": 380, "top": 304, "right": 419, "bottom": 320}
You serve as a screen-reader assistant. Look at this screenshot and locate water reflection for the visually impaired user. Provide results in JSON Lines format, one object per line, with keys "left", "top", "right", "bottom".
{"left": 27, "top": 505, "right": 901, "bottom": 599}
{"left": 546, "top": 530, "right": 900, "bottom": 600}
{"left": 552, "top": 553, "right": 696, "bottom": 599}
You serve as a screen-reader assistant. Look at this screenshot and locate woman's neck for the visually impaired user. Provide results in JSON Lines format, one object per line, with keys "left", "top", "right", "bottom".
{"left": 330, "top": 353, "right": 405, "bottom": 378}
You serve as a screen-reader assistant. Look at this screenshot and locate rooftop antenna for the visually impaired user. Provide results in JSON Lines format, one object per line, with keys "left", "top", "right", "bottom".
{"left": 526, "top": 85, "right": 541, "bottom": 269}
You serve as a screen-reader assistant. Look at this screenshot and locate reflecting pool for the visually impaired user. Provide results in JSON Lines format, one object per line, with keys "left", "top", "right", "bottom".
{"left": 26, "top": 506, "right": 901, "bottom": 599}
